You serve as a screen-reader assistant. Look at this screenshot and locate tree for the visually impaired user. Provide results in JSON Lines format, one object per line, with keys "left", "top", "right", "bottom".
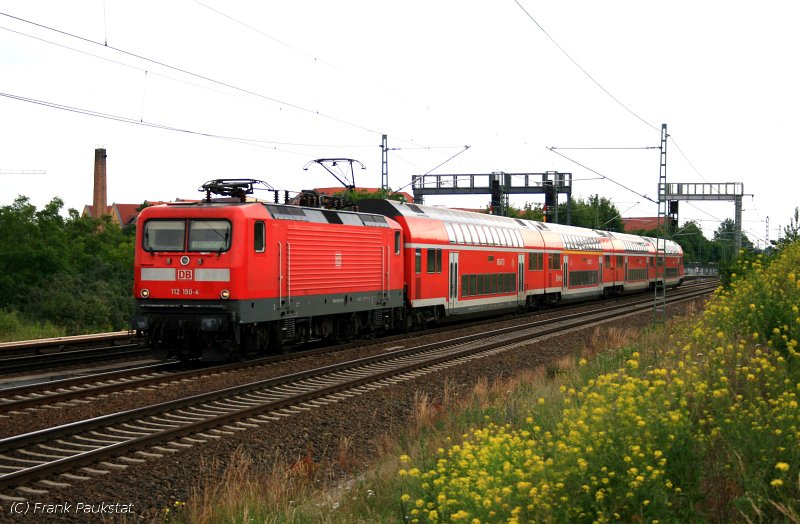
{"left": 504, "top": 202, "right": 544, "bottom": 220}
{"left": 340, "top": 187, "right": 407, "bottom": 204}
{"left": 672, "top": 221, "right": 712, "bottom": 264}
{"left": 555, "top": 195, "right": 624, "bottom": 231}
{"left": 772, "top": 207, "right": 800, "bottom": 251}
{"left": 0, "top": 196, "right": 134, "bottom": 334}
{"left": 713, "top": 218, "right": 754, "bottom": 264}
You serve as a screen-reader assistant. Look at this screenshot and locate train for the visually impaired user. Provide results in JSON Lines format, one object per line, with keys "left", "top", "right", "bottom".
{"left": 131, "top": 179, "right": 684, "bottom": 360}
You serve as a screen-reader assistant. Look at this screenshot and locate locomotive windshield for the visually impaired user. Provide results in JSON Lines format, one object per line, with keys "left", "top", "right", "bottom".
{"left": 143, "top": 219, "right": 231, "bottom": 253}
{"left": 188, "top": 220, "right": 231, "bottom": 252}
{"left": 143, "top": 220, "right": 185, "bottom": 251}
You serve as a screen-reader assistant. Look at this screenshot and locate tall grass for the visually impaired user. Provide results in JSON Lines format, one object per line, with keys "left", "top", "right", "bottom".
{"left": 0, "top": 309, "right": 66, "bottom": 342}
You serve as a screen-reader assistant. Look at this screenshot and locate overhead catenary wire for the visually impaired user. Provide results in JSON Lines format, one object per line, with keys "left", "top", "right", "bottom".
{"left": 0, "top": 91, "right": 372, "bottom": 153}
{"left": 511, "top": 0, "right": 658, "bottom": 133}
{"left": 191, "top": 0, "right": 344, "bottom": 74}
{"left": 0, "top": 11, "right": 433, "bottom": 151}
{"left": 511, "top": 1, "right": 730, "bottom": 210}
{"left": 546, "top": 147, "right": 657, "bottom": 204}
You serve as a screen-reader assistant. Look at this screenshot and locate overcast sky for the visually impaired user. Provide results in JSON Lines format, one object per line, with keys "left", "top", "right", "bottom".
{"left": 1, "top": 1, "right": 797, "bottom": 245}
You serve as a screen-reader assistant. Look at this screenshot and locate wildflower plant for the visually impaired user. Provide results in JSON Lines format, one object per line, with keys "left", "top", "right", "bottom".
{"left": 401, "top": 243, "right": 800, "bottom": 522}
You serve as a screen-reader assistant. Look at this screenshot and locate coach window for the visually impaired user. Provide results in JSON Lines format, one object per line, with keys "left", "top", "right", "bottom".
{"left": 425, "top": 249, "right": 442, "bottom": 273}
{"left": 489, "top": 228, "right": 500, "bottom": 246}
{"left": 415, "top": 249, "right": 422, "bottom": 274}
{"left": 254, "top": 221, "right": 265, "bottom": 253}
{"left": 444, "top": 222, "right": 457, "bottom": 244}
{"left": 464, "top": 225, "right": 475, "bottom": 245}
{"left": 453, "top": 224, "right": 466, "bottom": 244}
{"left": 501, "top": 229, "right": 511, "bottom": 246}
{"left": 395, "top": 231, "right": 401, "bottom": 254}
{"left": 461, "top": 224, "right": 474, "bottom": 244}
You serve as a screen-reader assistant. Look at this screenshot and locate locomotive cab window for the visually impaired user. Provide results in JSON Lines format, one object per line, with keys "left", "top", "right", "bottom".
{"left": 188, "top": 220, "right": 231, "bottom": 252}
{"left": 395, "top": 231, "right": 401, "bottom": 254}
{"left": 254, "top": 221, "right": 265, "bottom": 253}
{"left": 143, "top": 220, "right": 185, "bottom": 251}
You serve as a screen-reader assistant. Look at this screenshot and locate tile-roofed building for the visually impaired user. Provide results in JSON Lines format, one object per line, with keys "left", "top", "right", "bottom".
{"left": 621, "top": 217, "right": 665, "bottom": 233}
{"left": 82, "top": 202, "right": 172, "bottom": 227}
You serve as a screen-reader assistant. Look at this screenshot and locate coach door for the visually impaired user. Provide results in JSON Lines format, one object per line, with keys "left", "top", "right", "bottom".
{"left": 517, "top": 253, "right": 525, "bottom": 305}
{"left": 562, "top": 255, "right": 569, "bottom": 290}
{"left": 598, "top": 255, "right": 603, "bottom": 287}
{"left": 448, "top": 251, "right": 459, "bottom": 312}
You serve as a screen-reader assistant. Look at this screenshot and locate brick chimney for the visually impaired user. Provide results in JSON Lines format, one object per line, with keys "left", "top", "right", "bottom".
{"left": 93, "top": 148, "right": 107, "bottom": 217}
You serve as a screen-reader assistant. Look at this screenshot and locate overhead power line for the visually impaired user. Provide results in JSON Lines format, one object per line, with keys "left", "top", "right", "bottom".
{"left": 191, "top": 0, "right": 344, "bottom": 74}
{"left": 511, "top": 0, "right": 658, "bottom": 132}
{"left": 546, "top": 146, "right": 657, "bottom": 204}
{"left": 0, "top": 10, "right": 419, "bottom": 147}
{"left": 0, "top": 90, "right": 372, "bottom": 154}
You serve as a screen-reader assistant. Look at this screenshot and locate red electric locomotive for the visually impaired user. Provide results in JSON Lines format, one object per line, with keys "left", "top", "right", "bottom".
{"left": 132, "top": 180, "right": 405, "bottom": 360}
{"left": 132, "top": 180, "right": 684, "bottom": 361}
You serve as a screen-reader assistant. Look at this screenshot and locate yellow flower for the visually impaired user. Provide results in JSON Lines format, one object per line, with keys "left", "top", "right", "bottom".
{"left": 771, "top": 479, "right": 784, "bottom": 487}
{"left": 775, "top": 462, "right": 790, "bottom": 472}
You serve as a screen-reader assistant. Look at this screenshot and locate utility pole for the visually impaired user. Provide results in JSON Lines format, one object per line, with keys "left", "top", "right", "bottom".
{"left": 381, "top": 134, "right": 389, "bottom": 191}
{"left": 766, "top": 216, "right": 770, "bottom": 248}
{"left": 654, "top": 123, "right": 668, "bottom": 325}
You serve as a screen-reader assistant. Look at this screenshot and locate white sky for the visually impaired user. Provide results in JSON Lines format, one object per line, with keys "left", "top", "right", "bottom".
{"left": 1, "top": 1, "right": 797, "bottom": 246}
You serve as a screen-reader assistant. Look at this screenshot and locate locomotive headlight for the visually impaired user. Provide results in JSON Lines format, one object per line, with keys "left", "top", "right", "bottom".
{"left": 220, "top": 289, "right": 230, "bottom": 300}
{"left": 140, "top": 288, "right": 150, "bottom": 298}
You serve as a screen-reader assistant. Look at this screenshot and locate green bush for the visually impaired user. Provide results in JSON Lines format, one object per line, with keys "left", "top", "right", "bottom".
{"left": 0, "top": 196, "right": 134, "bottom": 336}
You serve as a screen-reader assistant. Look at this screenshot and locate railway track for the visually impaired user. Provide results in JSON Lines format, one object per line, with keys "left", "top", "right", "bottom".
{"left": 0, "top": 332, "right": 147, "bottom": 375}
{"left": 0, "top": 282, "right": 713, "bottom": 500}
{"left": 0, "top": 280, "right": 714, "bottom": 413}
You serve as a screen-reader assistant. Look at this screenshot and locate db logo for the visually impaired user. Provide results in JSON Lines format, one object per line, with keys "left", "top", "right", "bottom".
{"left": 334, "top": 253, "right": 342, "bottom": 267}
{"left": 178, "top": 269, "right": 194, "bottom": 280}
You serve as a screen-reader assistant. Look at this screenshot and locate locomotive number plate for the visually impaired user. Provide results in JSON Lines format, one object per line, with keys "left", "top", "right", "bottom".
{"left": 171, "top": 288, "right": 200, "bottom": 296}
{"left": 177, "top": 269, "right": 194, "bottom": 280}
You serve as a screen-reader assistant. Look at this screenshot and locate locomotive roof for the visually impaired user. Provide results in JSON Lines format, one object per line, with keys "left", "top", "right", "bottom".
{"left": 262, "top": 202, "right": 396, "bottom": 228}
{"left": 142, "top": 200, "right": 398, "bottom": 229}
